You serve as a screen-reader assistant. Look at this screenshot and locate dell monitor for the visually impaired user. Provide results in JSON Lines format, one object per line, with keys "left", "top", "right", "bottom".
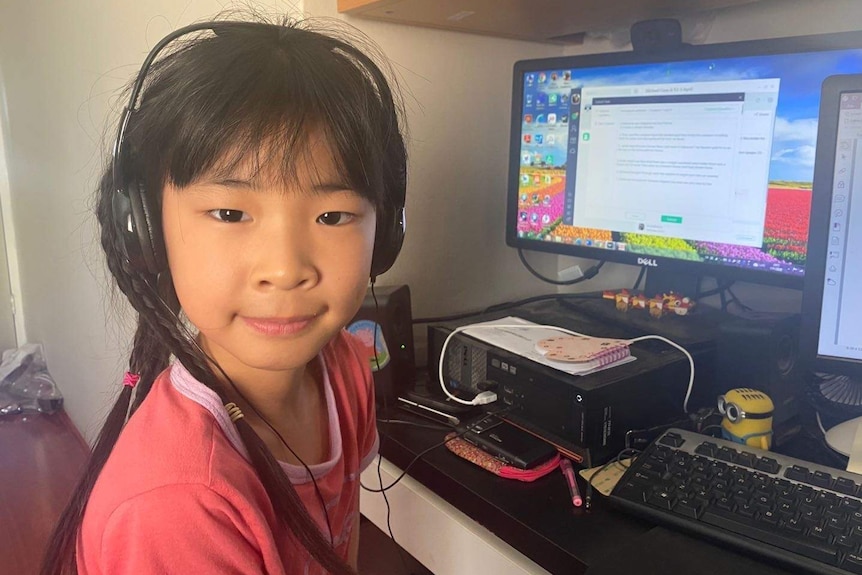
{"left": 506, "top": 31, "right": 862, "bottom": 295}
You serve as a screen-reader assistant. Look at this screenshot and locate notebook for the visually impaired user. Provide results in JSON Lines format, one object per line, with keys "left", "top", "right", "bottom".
{"left": 535, "top": 335, "right": 631, "bottom": 366}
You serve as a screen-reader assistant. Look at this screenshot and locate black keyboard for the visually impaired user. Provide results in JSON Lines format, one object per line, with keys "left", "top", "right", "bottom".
{"left": 610, "top": 428, "right": 862, "bottom": 575}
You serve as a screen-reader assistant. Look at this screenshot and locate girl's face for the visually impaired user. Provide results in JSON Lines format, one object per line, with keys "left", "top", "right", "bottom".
{"left": 161, "top": 134, "right": 377, "bottom": 378}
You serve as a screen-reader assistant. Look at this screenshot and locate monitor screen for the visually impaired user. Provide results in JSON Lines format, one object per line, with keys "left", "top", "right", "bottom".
{"left": 801, "top": 74, "right": 862, "bottom": 379}
{"left": 506, "top": 32, "right": 862, "bottom": 290}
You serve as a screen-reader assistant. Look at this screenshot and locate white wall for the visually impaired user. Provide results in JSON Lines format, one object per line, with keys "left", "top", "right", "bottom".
{"left": 1, "top": 0, "right": 861, "bottom": 439}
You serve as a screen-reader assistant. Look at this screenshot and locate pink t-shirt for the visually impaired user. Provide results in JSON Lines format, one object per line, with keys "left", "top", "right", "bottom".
{"left": 77, "top": 331, "right": 378, "bottom": 574}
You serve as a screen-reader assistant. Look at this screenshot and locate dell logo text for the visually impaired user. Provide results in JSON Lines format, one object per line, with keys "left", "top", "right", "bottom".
{"left": 637, "top": 257, "right": 659, "bottom": 267}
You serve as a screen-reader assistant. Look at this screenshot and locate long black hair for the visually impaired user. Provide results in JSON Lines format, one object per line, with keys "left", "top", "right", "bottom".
{"left": 41, "top": 15, "right": 406, "bottom": 575}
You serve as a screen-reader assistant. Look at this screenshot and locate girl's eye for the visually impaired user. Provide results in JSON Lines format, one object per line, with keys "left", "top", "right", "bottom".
{"left": 208, "top": 209, "right": 249, "bottom": 223}
{"left": 317, "top": 212, "right": 355, "bottom": 226}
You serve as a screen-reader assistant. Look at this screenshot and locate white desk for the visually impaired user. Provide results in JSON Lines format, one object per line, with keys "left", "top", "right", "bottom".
{"left": 361, "top": 457, "right": 552, "bottom": 575}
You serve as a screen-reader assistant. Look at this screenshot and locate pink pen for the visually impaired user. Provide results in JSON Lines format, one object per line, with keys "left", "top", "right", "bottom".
{"left": 560, "top": 458, "right": 583, "bottom": 507}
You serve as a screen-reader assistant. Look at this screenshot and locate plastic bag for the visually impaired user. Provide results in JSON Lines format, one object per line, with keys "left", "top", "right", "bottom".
{"left": 0, "top": 343, "right": 63, "bottom": 416}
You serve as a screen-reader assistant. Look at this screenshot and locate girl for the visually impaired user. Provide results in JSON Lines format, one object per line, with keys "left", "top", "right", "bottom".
{"left": 41, "top": 16, "right": 406, "bottom": 575}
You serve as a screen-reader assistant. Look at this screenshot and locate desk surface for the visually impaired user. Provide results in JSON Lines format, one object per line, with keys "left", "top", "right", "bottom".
{"left": 376, "top": 409, "right": 836, "bottom": 575}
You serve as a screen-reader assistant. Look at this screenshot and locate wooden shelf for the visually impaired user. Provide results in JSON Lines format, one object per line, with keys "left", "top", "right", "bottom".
{"left": 338, "top": 0, "right": 760, "bottom": 44}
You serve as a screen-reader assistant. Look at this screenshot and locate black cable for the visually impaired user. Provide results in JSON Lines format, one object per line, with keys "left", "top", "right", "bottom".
{"left": 632, "top": 266, "right": 646, "bottom": 291}
{"left": 360, "top": 429, "right": 470, "bottom": 493}
{"left": 151, "top": 285, "right": 335, "bottom": 544}
{"left": 584, "top": 448, "right": 639, "bottom": 509}
{"left": 517, "top": 248, "right": 606, "bottom": 286}
{"left": 369, "top": 281, "right": 412, "bottom": 575}
{"left": 361, "top": 407, "right": 513, "bottom": 494}
{"left": 726, "top": 286, "right": 753, "bottom": 312}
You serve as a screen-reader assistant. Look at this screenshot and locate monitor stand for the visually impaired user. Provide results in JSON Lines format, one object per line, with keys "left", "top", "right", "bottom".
{"left": 819, "top": 374, "right": 862, "bottom": 457}
{"left": 824, "top": 415, "right": 862, "bottom": 457}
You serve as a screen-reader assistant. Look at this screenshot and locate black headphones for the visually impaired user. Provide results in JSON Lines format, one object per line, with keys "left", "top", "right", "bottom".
{"left": 111, "top": 22, "right": 406, "bottom": 280}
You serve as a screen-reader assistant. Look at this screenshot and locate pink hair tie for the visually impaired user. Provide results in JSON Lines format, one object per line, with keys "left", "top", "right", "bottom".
{"left": 123, "top": 372, "right": 140, "bottom": 389}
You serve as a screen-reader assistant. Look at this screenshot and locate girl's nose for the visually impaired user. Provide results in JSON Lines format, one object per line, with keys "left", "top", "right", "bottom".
{"left": 250, "top": 228, "right": 319, "bottom": 291}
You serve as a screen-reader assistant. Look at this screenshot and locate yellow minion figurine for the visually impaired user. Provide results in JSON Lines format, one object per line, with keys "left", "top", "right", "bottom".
{"left": 718, "top": 388, "right": 774, "bottom": 450}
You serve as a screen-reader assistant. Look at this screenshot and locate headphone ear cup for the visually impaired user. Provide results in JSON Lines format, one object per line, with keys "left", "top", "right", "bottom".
{"left": 129, "top": 179, "right": 168, "bottom": 275}
{"left": 115, "top": 176, "right": 167, "bottom": 275}
{"left": 370, "top": 131, "right": 407, "bottom": 279}
{"left": 370, "top": 206, "right": 405, "bottom": 278}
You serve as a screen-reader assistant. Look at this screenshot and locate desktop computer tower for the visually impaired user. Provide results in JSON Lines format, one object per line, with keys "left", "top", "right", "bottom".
{"left": 426, "top": 304, "right": 692, "bottom": 465}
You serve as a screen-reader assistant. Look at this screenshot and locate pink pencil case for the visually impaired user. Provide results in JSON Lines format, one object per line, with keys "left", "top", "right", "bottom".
{"left": 445, "top": 432, "right": 561, "bottom": 481}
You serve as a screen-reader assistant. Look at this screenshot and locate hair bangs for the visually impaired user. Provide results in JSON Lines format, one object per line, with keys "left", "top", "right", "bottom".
{"left": 128, "top": 21, "right": 395, "bottom": 210}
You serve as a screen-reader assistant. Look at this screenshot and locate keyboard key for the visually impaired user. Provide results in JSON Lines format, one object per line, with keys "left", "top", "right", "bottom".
{"left": 836, "top": 477, "right": 859, "bottom": 496}
{"left": 659, "top": 432, "right": 684, "bottom": 448}
{"left": 755, "top": 456, "right": 781, "bottom": 474}
{"left": 785, "top": 465, "right": 810, "bottom": 482}
{"left": 843, "top": 553, "right": 862, "bottom": 574}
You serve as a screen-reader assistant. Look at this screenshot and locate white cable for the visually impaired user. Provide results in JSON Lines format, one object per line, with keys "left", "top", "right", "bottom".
{"left": 816, "top": 411, "right": 828, "bottom": 437}
{"left": 626, "top": 334, "right": 696, "bottom": 414}
{"left": 438, "top": 323, "right": 695, "bottom": 413}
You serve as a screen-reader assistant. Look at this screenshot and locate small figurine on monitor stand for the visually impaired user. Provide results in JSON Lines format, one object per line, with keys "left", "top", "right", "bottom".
{"left": 718, "top": 388, "right": 775, "bottom": 450}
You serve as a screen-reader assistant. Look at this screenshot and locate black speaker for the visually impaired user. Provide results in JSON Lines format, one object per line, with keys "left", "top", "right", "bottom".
{"left": 346, "top": 285, "right": 415, "bottom": 404}
{"left": 715, "top": 313, "right": 803, "bottom": 432}
{"left": 630, "top": 19, "right": 684, "bottom": 53}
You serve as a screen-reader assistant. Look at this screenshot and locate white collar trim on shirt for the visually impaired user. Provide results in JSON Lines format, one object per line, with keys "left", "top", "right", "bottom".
{"left": 168, "top": 356, "right": 343, "bottom": 485}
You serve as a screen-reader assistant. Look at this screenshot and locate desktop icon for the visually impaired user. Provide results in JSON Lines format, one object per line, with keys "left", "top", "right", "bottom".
{"left": 525, "top": 94, "right": 533, "bottom": 106}
{"left": 523, "top": 134, "right": 532, "bottom": 144}
{"left": 545, "top": 154, "right": 554, "bottom": 164}
{"left": 563, "top": 71, "right": 571, "bottom": 81}
{"left": 521, "top": 174, "right": 530, "bottom": 185}
{"left": 571, "top": 93, "right": 581, "bottom": 105}
{"left": 549, "top": 93, "right": 558, "bottom": 105}
{"left": 538, "top": 72, "right": 547, "bottom": 83}
{"left": 526, "top": 74, "right": 535, "bottom": 85}
{"left": 547, "top": 134, "right": 556, "bottom": 145}
{"left": 582, "top": 132, "right": 591, "bottom": 141}
{"left": 524, "top": 114, "right": 533, "bottom": 124}
{"left": 571, "top": 112, "right": 580, "bottom": 121}
{"left": 548, "top": 113, "right": 557, "bottom": 124}
{"left": 575, "top": 238, "right": 582, "bottom": 245}
{"left": 535, "top": 134, "right": 544, "bottom": 145}
{"left": 522, "top": 153, "right": 531, "bottom": 165}
{"left": 551, "top": 72, "right": 558, "bottom": 82}
{"left": 536, "top": 92, "right": 548, "bottom": 107}
{"left": 536, "top": 114, "right": 546, "bottom": 123}
{"left": 561, "top": 115, "right": 569, "bottom": 124}
{"left": 542, "top": 214, "right": 551, "bottom": 224}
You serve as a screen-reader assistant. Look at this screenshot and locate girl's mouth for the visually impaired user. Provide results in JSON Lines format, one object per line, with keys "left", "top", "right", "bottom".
{"left": 241, "top": 316, "right": 316, "bottom": 336}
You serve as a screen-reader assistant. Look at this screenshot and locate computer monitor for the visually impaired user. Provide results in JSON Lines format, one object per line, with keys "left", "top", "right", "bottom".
{"left": 800, "top": 74, "right": 862, "bottom": 382}
{"left": 800, "top": 74, "right": 862, "bottom": 455}
{"left": 506, "top": 32, "right": 862, "bottom": 294}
